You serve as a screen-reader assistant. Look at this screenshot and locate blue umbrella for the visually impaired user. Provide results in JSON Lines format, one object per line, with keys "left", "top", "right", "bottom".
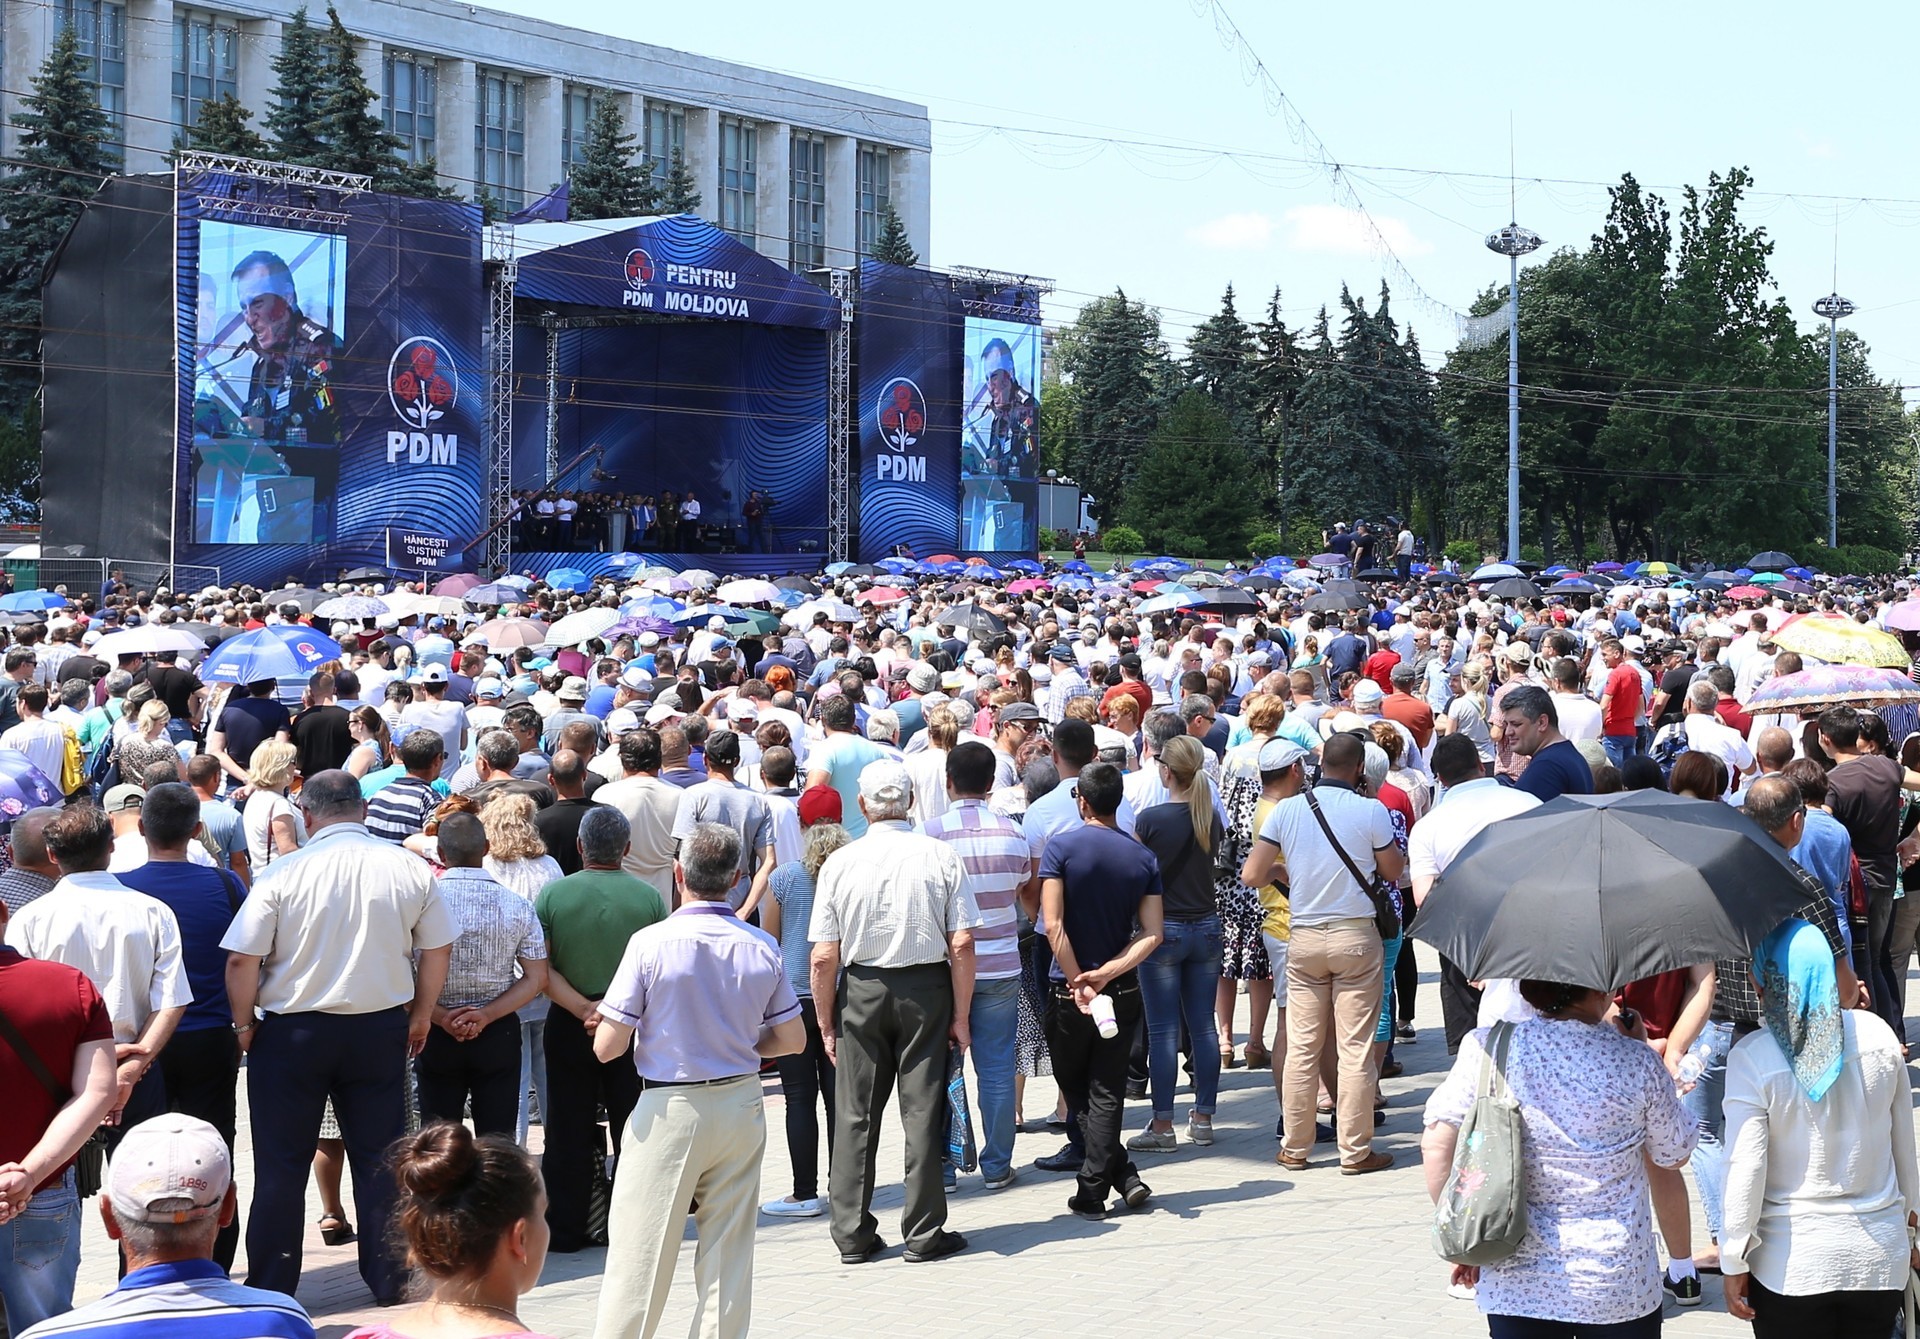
{"left": 1551, "top": 577, "right": 1599, "bottom": 594}
{"left": 496, "top": 574, "right": 534, "bottom": 590}
{"left": 601, "top": 552, "right": 648, "bottom": 573}
{"left": 0, "top": 749, "right": 62, "bottom": 826}
{"left": 1003, "top": 558, "right": 1044, "bottom": 575}
{"left": 605, "top": 615, "right": 676, "bottom": 640}
{"left": 1785, "top": 566, "right": 1816, "bottom": 581}
{"left": 545, "top": 567, "right": 591, "bottom": 594}
{"left": 312, "top": 595, "right": 389, "bottom": 620}
{"left": 1055, "top": 574, "right": 1093, "bottom": 590}
{"left": 1062, "top": 560, "right": 1094, "bottom": 575}
{"left": 1543, "top": 565, "right": 1574, "bottom": 577}
{"left": 200, "top": 626, "right": 343, "bottom": 686}
{"left": 824, "top": 562, "right": 857, "bottom": 576}
{"left": 1137, "top": 590, "right": 1205, "bottom": 616}
{"left": 464, "top": 583, "right": 526, "bottom": 607}
{"left": 1734, "top": 567, "right": 1755, "bottom": 579}
{"left": 0, "top": 590, "right": 66, "bottom": 613}
{"left": 876, "top": 557, "right": 917, "bottom": 574}
{"left": 1621, "top": 561, "right": 1646, "bottom": 576}
{"left": 622, "top": 595, "right": 684, "bottom": 618}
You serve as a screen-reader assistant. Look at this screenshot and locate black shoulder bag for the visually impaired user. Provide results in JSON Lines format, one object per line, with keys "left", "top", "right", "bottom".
{"left": 1303, "top": 788, "right": 1400, "bottom": 941}
{"left": 0, "top": 1007, "right": 107, "bottom": 1197}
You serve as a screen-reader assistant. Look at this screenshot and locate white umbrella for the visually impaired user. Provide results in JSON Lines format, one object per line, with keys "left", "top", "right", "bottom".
{"left": 90, "top": 626, "right": 208, "bottom": 659}
{"left": 385, "top": 591, "right": 469, "bottom": 618}
{"left": 716, "top": 578, "right": 781, "bottom": 605}
{"left": 784, "top": 600, "right": 858, "bottom": 627}
{"left": 679, "top": 569, "right": 720, "bottom": 588}
{"left": 547, "top": 607, "right": 622, "bottom": 647}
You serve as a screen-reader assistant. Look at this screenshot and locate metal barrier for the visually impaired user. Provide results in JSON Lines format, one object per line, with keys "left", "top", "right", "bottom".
{"left": 107, "top": 559, "right": 223, "bottom": 595}
{"left": 2, "top": 556, "right": 106, "bottom": 597}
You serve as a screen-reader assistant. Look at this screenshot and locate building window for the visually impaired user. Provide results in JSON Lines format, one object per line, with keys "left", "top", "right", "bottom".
{"left": 642, "top": 99, "right": 685, "bottom": 189}
{"left": 560, "top": 85, "right": 602, "bottom": 178}
{"left": 716, "top": 115, "right": 756, "bottom": 244}
{"left": 61, "top": 0, "right": 126, "bottom": 145}
{"left": 789, "top": 132, "right": 825, "bottom": 269}
{"left": 383, "top": 52, "right": 437, "bottom": 165}
{"left": 857, "top": 144, "right": 893, "bottom": 259}
{"left": 171, "top": 10, "right": 238, "bottom": 137}
{"left": 474, "top": 67, "right": 526, "bottom": 209}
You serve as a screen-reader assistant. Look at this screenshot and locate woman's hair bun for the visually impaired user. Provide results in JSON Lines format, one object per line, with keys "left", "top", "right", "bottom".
{"left": 394, "top": 1121, "right": 478, "bottom": 1200}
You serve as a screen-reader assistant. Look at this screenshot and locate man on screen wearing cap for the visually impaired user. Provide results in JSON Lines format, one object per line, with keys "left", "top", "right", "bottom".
{"left": 20, "top": 1113, "right": 314, "bottom": 1338}
{"left": 228, "top": 250, "right": 340, "bottom": 448}
{"left": 809, "top": 760, "right": 983, "bottom": 1264}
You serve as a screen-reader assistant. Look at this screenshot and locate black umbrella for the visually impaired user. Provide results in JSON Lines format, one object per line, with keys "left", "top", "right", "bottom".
{"left": 1700, "top": 570, "right": 1740, "bottom": 583}
{"left": 1587, "top": 572, "right": 1618, "bottom": 589}
{"left": 1485, "top": 577, "right": 1543, "bottom": 600}
{"left": 838, "top": 564, "right": 886, "bottom": 578}
{"left": 1320, "top": 578, "right": 1366, "bottom": 598}
{"left": 773, "top": 574, "right": 819, "bottom": 594}
{"left": 340, "top": 566, "right": 388, "bottom": 582}
{"left": 1747, "top": 550, "right": 1795, "bottom": 571}
{"left": 1413, "top": 790, "right": 1816, "bottom": 991}
{"left": 936, "top": 602, "right": 1006, "bottom": 638}
{"left": 1236, "top": 573, "right": 1283, "bottom": 591}
{"left": 1196, "top": 588, "right": 1261, "bottom": 615}
{"left": 1548, "top": 578, "right": 1598, "bottom": 595}
{"left": 1304, "top": 589, "right": 1370, "bottom": 614}
{"left": 1511, "top": 560, "right": 1543, "bottom": 573}
{"left": 268, "top": 587, "right": 326, "bottom": 613}
{"left": 1354, "top": 567, "right": 1399, "bottom": 583}
{"left": 464, "top": 583, "right": 525, "bottom": 608}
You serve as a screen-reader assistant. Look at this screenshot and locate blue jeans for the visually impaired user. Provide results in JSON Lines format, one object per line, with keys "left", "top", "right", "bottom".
{"left": 1375, "top": 936, "right": 1404, "bottom": 1043}
{"left": 1602, "top": 734, "right": 1638, "bottom": 768}
{"left": 0, "top": 1170, "right": 80, "bottom": 1334}
{"left": 960, "top": 976, "right": 1020, "bottom": 1180}
{"left": 1680, "top": 1018, "right": 1735, "bottom": 1240}
{"left": 1138, "top": 916, "right": 1224, "bottom": 1120}
{"left": 515, "top": 1016, "right": 549, "bottom": 1147}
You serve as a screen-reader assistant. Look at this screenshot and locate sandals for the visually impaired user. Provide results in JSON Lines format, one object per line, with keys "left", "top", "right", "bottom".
{"left": 318, "top": 1213, "right": 356, "bottom": 1246}
{"left": 1244, "top": 1044, "right": 1272, "bottom": 1070}
{"left": 1220, "top": 1045, "right": 1244, "bottom": 1070}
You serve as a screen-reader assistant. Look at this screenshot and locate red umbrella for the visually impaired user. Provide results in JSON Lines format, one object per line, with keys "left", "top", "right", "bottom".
{"left": 859, "top": 587, "right": 909, "bottom": 606}
{"left": 1132, "top": 579, "right": 1163, "bottom": 593}
{"left": 925, "top": 553, "right": 959, "bottom": 565}
{"left": 432, "top": 573, "right": 483, "bottom": 596}
{"left": 1725, "top": 585, "right": 1768, "bottom": 600}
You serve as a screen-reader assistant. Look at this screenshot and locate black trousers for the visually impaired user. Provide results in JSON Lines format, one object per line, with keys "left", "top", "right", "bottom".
{"left": 542, "top": 1002, "right": 639, "bottom": 1251}
{"left": 1045, "top": 976, "right": 1141, "bottom": 1205}
{"left": 1748, "top": 1278, "right": 1901, "bottom": 1339}
{"left": 1439, "top": 955, "right": 1482, "bottom": 1055}
{"left": 416, "top": 1014, "right": 522, "bottom": 1138}
{"left": 244, "top": 1008, "right": 408, "bottom": 1304}
{"left": 159, "top": 1027, "right": 241, "bottom": 1270}
{"left": 1395, "top": 904, "right": 1420, "bottom": 1024}
{"left": 773, "top": 997, "right": 835, "bottom": 1201}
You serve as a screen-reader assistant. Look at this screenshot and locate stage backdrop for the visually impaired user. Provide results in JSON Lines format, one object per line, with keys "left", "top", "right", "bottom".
{"left": 856, "top": 262, "right": 1041, "bottom": 561}
{"left": 174, "top": 170, "right": 483, "bottom": 586}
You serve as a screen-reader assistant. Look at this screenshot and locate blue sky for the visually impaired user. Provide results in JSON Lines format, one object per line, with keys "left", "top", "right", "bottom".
{"left": 492, "top": 0, "right": 1920, "bottom": 386}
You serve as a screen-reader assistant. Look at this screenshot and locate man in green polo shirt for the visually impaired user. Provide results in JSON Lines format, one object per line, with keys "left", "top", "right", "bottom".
{"left": 535, "top": 805, "right": 667, "bottom": 1252}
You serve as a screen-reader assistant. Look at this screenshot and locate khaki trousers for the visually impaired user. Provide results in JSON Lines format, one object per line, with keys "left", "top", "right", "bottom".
{"left": 1280, "top": 920, "right": 1384, "bottom": 1164}
{"left": 591, "top": 1075, "right": 765, "bottom": 1339}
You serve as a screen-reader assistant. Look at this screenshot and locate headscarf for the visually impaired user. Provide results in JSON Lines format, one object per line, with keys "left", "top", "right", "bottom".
{"left": 1753, "top": 917, "right": 1844, "bottom": 1101}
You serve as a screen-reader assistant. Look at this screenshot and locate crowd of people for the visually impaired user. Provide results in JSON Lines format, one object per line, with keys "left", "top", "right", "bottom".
{"left": 506, "top": 487, "right": 777, "bottom": 554}
{"left": 1, "top": 547, "right": 1919, "bottom": 1337}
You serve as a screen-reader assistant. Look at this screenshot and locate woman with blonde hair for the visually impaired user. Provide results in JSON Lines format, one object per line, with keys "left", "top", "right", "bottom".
{"left": 242, "top": 738, "right": 304, "bottom": 869}
{"left": 1439, "top": 659, "right": 1496, "bottom": 770}
{"left": 113, "top": 699, "right": 179, "bottom": 782}
{"left": 477, "top": 792, "right": 564, "bottom": 1148}
{"left": 906, "top": 705, "right": 958, "bottom": 826}
{"left": 1127, "top": 734, "right": 1227, "bottom": 1150}
{"left": 759, "top": 793, "right": 850, "bottom": 1216}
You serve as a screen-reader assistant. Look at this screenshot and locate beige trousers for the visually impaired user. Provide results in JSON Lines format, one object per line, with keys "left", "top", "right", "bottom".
{"left": 1280, "top": 920, "right": 1384, "bottom": 1164}
{"left": 591, "top": 1075, "right": 766, "bottom": 1339}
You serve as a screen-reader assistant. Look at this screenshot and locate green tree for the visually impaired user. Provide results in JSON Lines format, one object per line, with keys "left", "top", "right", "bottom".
{"left": 661, "top": 149, "right": 701, "bottom": 214}
{"left": 1120, "top": 391, "right": 1262, "bottom": 556}
{"left": 566, "top": 96, "right": 658, "bottom": 220}
{"left": 1831, "top": 329, "right": 1917, "bottom": 550}
{"left": 178, "top": 92, "right": 268, "bottom": 158}
{"left": 313, "top": 7, "right": 447, "bottom": 196}
{"left": 1054, "top": 290, "right": 1172, "bottom": 521}
{"left": 264, "top": 8, "right": 328, "bottom": 164}
{"left": 1185, "top": 284, "right": 1258, "bottom": 442}
{"left": 1250, "top": 287, "right": 1304, "bottom": 525}
{"left": 0, "top": 26, "right": 118, "bottom": 514}
{"left": 869, "top": 201, "right": 918, "bottom": 266}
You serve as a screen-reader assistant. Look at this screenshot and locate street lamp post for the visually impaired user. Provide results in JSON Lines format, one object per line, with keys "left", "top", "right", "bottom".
{"left": 1485, "top": 223, "right": 1544, "bottom": 564}
{"left": 1812, "top": 293, "right": 1854, "bottom": 549}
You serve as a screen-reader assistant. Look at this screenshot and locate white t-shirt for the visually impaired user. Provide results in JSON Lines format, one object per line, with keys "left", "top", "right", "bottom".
{"left": 0, "top": 718, "right": 67, "bottom": 784}
{"left": 1551, "top": 691, "right": 1605, "bottom": 745}
{"left": 1256, "top": 783, "right": 1394, "bottom": 927}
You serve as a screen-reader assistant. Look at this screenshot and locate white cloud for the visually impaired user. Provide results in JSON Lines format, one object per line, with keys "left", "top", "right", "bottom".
{"left": 1282, "top": 203, "right": 1433, "bottom": 258}
{"left": 1185, "top": 211, "right": 1274, "bottom": 250}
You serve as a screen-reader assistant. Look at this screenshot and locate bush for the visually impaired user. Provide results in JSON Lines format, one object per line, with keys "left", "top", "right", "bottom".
{"left": 1805, "top": 542, "right": 1906, "bottom": 575}
{"left": 1038, "top": 527, "right": 1067, "bottom": 551}
{"left": 1246, "top": 530, "right": 1285, "bottom": 560}
{"left": 1101, "top": 524, "right": 1144, "bottom": 556}
{"left": 1444, "top": 539, "right": 1481, "bottom": 565}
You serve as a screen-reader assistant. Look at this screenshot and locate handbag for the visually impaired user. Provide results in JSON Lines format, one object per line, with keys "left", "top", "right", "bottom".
{"left": 1432, "top": 1021, "right": 1529, "bottom": 1265}
{"left": 945, "top": 1043, "right": 979, "bottom": 1174}
{"left": 1304, "top": 788, "right": 1400, "bottom": 940}
{"left": 0, "top": 1005, "right": 108, "bottom": 1198}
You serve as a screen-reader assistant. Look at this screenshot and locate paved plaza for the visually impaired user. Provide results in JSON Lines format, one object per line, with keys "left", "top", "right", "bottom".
{"left": 67, "top": 946, "right": 1800, "bottom": 1337}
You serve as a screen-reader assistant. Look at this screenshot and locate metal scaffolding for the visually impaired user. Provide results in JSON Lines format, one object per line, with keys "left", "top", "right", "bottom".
{"left": 826, "top": 268, "right": 853, "bottom": 563}
{"left": 482, "top": 225, "right": 518, "bottom": 575}
{"left": 175, "top": 152, "right": 368, "bottom": 229}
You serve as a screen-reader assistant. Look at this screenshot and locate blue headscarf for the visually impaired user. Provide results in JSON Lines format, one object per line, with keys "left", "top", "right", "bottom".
{"left": 1753, "top": 918, "right": 1845, "bottom": 1101}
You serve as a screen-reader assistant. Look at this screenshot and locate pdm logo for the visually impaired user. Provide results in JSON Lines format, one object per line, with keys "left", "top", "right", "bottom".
{"left": 386, "top": 336, "right": 460, "bottom": 466}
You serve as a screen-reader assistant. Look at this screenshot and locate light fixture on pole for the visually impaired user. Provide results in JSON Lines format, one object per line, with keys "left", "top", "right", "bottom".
{"left": 1812, "top": 292, "right": 1854, "bottom": 549}
{"left": 1485, "top": 223, "right": 1543, "bottom": 563}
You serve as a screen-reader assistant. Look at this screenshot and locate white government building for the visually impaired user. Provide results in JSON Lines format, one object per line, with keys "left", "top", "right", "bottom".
{"left": 5, "top": 0, "right": 933, "bottom": 268}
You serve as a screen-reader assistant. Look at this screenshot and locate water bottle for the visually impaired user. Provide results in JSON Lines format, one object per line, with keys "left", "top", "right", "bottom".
{"left": 1674, "top": 1036, "right": 1712, "bottom": 1090}
{"left": 1089, "top": 992, "right": 1118, "bottom": 1040}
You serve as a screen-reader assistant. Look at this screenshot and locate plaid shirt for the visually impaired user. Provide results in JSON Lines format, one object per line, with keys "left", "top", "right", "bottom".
{"left": 1710, "top": 860, "right": 1845, "bottom": 1026}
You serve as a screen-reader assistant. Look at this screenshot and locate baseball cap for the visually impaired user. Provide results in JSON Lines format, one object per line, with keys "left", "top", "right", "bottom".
{"left": 107, "top": 1113, "right": 230, "bottom": 1224}
{"left": 1504, "top": 641, "right": 1533, "bottom": 665}
{"left": 997, "top": 700, "right": 1043, "bottom": 725}
{"left": 1351, "top": 680, "right": 1385, "bottom": 710}
{"left": 645, "top": 700, "right": 685, "bottom": 725}
{"left": 638, "top": 632, "right": 661, "bottom": 648}
{"left": 557, "top": 676, "right": 589, "bottom": 702}
{"left": 102, "top": 783, "right": 146, "bottom": 813}
{"left": 412, "top": 663, "right": 449, "bottom": 685}
{"left": 475, "top": 676, "right": 503, "bottom": 699}
{"left": 605, "top": 707, "right": 640, "bottom": 736}
{"left": 1257, "top": 738, "right": 1309, "bottom": 772}
{"left": 1046, "top": 643, "right": 1076, "bottom": 662}
{"left": 797, "top": 787, "right": 843, "bottom": 827}
{"left": 619, "top": 666, "right": 652, "bottom": 691}
{"left": 857, "top": 759, "right": 913, "bottom": 809}
{"left": 708, "top": 616, "right": 728, "bottom": 631}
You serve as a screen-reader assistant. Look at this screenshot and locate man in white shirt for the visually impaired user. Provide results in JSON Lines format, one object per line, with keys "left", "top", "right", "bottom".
{"left": 1681, "top": 680, "right": 1754, "bottom": 788}
{"left": 1393, "top": 524, "right": 1415, "bottom": 581}
{"left": 1547, "top": 657, "right": 1604, "bottom": 745}
{"left": 1407, "top": 734, "right": 1541, "bottom": 1052}
{"left": 0, "top": 683, "right": 69, "bottom": 785}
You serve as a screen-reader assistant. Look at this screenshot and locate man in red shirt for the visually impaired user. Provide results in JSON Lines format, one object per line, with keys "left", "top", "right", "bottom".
{"left": 1098, "top": 653, "right": 1153, "bottom": 726}
{"left": 1710, "top": 664, "right": 1753, "bottom": 738}
{"left": 1598, "top": 638, "right": 1643, "bottom": 769}
{"left": 0, "top": 915, "right": 120, "bottom": 1332}
{"left": 1362, "top": 644, "right": 1401, "bottom": 694}
{"left": 1380, "top": 663, "right": 1435, "bottom": 753}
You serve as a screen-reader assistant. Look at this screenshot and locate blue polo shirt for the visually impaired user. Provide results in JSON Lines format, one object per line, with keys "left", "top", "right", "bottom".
{"left": 17, "top": 1257, "right": 314, "bottom": 1338}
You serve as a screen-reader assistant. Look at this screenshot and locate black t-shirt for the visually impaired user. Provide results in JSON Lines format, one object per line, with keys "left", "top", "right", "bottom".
{"left": 289, "top": 703, "right": 354, "bottom": 778}
{"left": 148, "top": 664, "right": 202, "bottom": 722}
{"left": 56, "top": 655, "right": 103, "bottom": 687}
{"left": 1655, "top": 665, "right": 1693, "bottom": 726}
{"left": 1133, "top": 802, "right": 1224, "bottom": 921}
{"left": 534, "top": 797, "right": 598, "bottom": 876}
{"left": 216, "top": 697, "right": 290, "bottom": 773}
{"left": 1039, "top": 823, "right": 1163, "bottom": 978}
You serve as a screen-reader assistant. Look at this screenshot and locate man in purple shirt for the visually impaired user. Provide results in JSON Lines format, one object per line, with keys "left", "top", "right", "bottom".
{"left": 589, "top": 822, "right": 804, "bottom": 1339}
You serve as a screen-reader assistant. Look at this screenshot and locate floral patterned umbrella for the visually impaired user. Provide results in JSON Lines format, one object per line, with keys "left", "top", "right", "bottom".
{"left": 1768, "top": 615, "right": 1909, "bottom": 669}
{"left": 1741, "top": 665, "right": 1920, "bottom": 712}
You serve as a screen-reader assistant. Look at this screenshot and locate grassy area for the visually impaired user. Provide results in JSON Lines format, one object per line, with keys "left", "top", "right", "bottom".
{"left": 1039, "top": 549, "right": 1243, "bottom": 570}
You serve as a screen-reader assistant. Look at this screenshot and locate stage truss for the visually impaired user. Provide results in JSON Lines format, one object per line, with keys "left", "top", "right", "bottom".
{"left": 482, "top": 224, "right": 518, "bottom": 574}
{"left": 826, "top": 268, "right": 853, "bottom": 563}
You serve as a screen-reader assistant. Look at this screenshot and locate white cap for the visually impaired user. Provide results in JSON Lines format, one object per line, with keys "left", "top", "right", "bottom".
{"left": 646, "top": 700, "right": 685, "bottom": 725}
{"left": 606, "top": 707, "right": 641, "bottom": 735}
{"left": 475, "top": 676, "right": 504, "bottom": 698}
{"left": 857, "top": 759, "right": 912, "bottom": 809}
{"left": 638, "top": 632, "right": 660, "bottom": 648}
{"left": 107, "top": 1114, "right": 230, "bottom": 1224}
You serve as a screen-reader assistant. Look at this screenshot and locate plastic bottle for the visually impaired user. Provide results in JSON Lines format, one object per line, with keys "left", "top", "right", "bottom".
{"left": 1089, "top": 992, "right": 1118, "bottom": 1040}
{"left": 1674, "top": 1036, "right": 1712, "bottom": 1090}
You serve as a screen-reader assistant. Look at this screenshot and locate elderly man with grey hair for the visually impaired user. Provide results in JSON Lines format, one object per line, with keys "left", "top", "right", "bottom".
{"left": 534, "top": 804, "right": 669, "bottom": 1254}
{"left": 588, "top": 822, "right": 803, "bottom": 1339}
{"left": 1681, "top": 677, "right": 1754, "bottom": 783}
{"left": 810, "top": 759, "right": 984, "bottom": 1266}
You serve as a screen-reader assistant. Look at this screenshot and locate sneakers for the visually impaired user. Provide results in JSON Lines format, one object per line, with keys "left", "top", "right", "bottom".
{"left": 942, "top": 1168, "right": 958, "bottom": 1193}
{"left": 1125, "top": 1126, "right": 1177, "bottom": 1152}
{"left": 1034, "top": 1144, "right": 1082, "bottom": 1173}
{"left": 904, "top": 1229, "right": 967, "bottom": 1263}
{"left": 1663, "top": 1271, "right": 1702, "bottom": 1307}
{"left": 982, "top": 1167, "right": 1017, "bottom": 1190}
{"left": 760, "top": 1196, "right": 823, "bottom": 1218}
{"left": 1340, "top": 1150, "right": 1395, "bottom": 1176}
{"left": 1395, "top": 1022, "right": 1417, "bottom": 1042}
{"left": 1185, "top": 1117, "right": 1214, "bottom": 1146}
{"left": 1120, "top": 1176, "right": 1153, "bottom": 1210}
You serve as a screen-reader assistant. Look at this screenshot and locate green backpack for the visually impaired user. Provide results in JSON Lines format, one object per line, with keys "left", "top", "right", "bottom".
{"left": 1432, "top": 1021, "right": 1529, "bottom": 1266}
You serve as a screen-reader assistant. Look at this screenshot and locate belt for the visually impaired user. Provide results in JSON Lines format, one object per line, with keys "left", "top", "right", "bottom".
{"left": 1296, "top": 917, "right": 1376, "bottom": 932}
{"left": 644, "top": 1072, "right": 757, "bottom": 1089}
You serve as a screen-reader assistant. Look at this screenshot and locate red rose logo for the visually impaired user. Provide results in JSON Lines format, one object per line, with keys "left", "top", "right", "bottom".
{"left": 875, "top": 377, "right": 926, "bottom": 450}
{"left": 388, "top": 337, "right": 459, "bottom": 429}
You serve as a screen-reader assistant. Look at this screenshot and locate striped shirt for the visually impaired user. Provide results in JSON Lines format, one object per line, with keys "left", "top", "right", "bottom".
{"left": 433, "top": 867, "right": 548, "bottom": 1011}
{"left": 18, "top": 1257, "right": 315, "bottom": 1338}
{"left": 365, "top": 775, "right": 440, "bottom": 842}
{"left": 922, "top": 799, "right": 1026, "bottom": 981}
